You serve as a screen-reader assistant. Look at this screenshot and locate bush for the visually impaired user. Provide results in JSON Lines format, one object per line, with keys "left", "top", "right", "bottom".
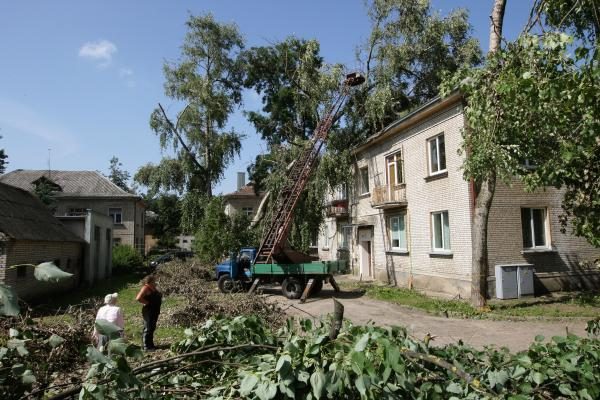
{"left": 112, "top": 244, "right": 143, "bottom": 272}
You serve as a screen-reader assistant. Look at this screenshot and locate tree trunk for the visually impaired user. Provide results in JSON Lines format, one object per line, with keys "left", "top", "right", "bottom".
{"left": 470, "top": 0, "right": 506, "bottom": 308}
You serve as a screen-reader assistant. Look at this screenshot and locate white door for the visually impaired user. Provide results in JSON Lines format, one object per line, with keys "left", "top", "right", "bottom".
{"left": 358, "top": 228, "right": 373, "bottom": 278}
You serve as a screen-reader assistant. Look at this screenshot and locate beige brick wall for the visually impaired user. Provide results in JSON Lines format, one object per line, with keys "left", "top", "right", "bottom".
{"left": 3, "top": 239, "right": 82, "bottom": 300}
{"left": 55, "top": 198, "right": 144, "bottom": 252}
{"left": 224, "top": 197, "right": 263, "bottom": 217}
{"left": 488, "top": 180, "right": 600, "bottom": 291}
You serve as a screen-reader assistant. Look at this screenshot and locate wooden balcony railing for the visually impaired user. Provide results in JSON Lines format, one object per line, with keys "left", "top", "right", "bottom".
{"left": 371, "top": 184, "right": 407, "bottom": 209}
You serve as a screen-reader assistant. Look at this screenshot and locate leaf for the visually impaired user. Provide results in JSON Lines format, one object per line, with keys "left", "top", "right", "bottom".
{"left": 95, "top": 319, "right": 122, "bottom": 340}
{"left": 355, "top": 375, "right": 368, "bottom": 397}
{"left": 21, "top": 369, "right": 36, "bottom": 385}
{"left": 0, "top": 283, "right": 20, "bottom": 316}
{"left": 34, "top": 262, "right": 74, "bottom": 282}
{"left": 108, "top": 338, "right": 129, "bottom": 355}
{"left": 532, "top": 372, "right": 545, "bottom": 385}
{"left": 275, "top": 354, "right": 291, "bottom": 377}
{"left": 255, "top": 381, "right": 277, "bottom": 400}
{"left": 239, "top": 374, "right": 258, "bottom": 396}
{"left": 488, "top": 370, "right": 509, "bottom": 388}
{"left": 298, "top": 370, "right": 310, "bottom": 384}
{"left": 354, "top": 333, "right": 369, "bottom": 352}
{"left": 310, "top": 370, "right": 326, "bottom": 399}
{"left": 559, "top": 383, "right": 575, "bottom": 396}
{"left": 47, "top": 334, "right": 65, "bottom": 348}
{"left": 446, "top": 382, "right": 463, "bottom": 394}
{"left": 534, "top": 335, "right": 544, "bottom": 342}
{"left": 86, "top": 346, "right": 110, "bottom": 364}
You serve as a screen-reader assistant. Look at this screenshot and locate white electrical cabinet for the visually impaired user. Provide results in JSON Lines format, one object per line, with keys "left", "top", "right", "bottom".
{"left": 495, "top": 264, "right": 535, "bottom": 299}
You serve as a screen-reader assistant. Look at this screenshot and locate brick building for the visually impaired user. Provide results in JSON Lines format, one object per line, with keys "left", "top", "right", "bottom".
{"left": 0, "top": 170, "right": 145, "bottom": 254}
{"left": 319, "top": 92, "right": 600, "bottom": 297}
{"left": 0, "top": 183, "right": 83, "bottom": 299}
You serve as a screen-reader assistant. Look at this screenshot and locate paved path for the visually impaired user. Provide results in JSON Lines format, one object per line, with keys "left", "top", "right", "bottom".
{"left": 267, "top": 288, "right": 588, "bottom": 352}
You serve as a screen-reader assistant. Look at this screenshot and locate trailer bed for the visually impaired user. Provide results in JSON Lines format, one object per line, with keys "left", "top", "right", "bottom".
{"left": 252, "top": 260, "right": 348, "bottom": 276}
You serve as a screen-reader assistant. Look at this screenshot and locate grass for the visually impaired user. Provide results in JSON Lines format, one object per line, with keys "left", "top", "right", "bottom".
{"left": 36, "top": 271, "right": 187, "bottom": 348}
{"left": 341, "top": 281, "right": 600, "bottom": 319}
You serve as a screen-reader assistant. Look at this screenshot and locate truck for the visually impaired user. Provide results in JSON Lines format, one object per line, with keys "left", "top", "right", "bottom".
{"left": 215, "top": 72, "right": 365, "bottom": 301}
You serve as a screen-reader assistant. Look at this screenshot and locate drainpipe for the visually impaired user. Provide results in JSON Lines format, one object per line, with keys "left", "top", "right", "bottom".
{"left": 407, "top": 208, "right": 413, "bottom": 290}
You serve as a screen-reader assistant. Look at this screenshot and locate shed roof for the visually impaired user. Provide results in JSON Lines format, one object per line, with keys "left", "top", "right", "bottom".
{"left": 0, "top": 170, "right": 138, "bottom": 199}
{"left": 0, "top": 183, "right": 83, "bottom": 242}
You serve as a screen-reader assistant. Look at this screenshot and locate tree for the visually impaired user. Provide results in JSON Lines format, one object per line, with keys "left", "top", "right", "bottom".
{"left": 0, "top": 135, "right": 8, "bottom": 174}
{"left": 441, "top": 0, "right": 599, "bottom": 306}
{"left": 144, "top": 193, "right": 182, "bottom": 246}
{"left": 107, "top": 156, "right": 130, "bottom": 192}
{"left": 135, "top": 13, "right": 245, "bottom": 201}
{"left": 350, "top": 0, "right": 481, "bottom": 136}
{"left": 193, "top": 196, "right": 257, "bottom": 264}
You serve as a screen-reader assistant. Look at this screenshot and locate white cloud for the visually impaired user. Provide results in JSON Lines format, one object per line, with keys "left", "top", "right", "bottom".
{"left": 78, "top": 40, "right": 117, "bottom": 66}
{"left": 119, "top": 67, "right": 133, "bottom": 77}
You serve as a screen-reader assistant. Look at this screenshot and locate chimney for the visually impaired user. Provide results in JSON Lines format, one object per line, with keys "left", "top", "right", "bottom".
{"left": 237, "top": 172, "right": 245, "bottom": 190}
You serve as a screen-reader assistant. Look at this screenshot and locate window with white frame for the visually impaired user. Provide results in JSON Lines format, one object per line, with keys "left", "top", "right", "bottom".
{"left": 358, "top": 167, "right": 369, "bottom": 195}
{"left": 108, "top": 208, "right": 123, "bottom": 224}
{"left": 431, "top": 211, "right": 450, "bottom": 251}
{"left": 521, "top": 208, "right": 549, "bottom": 249}
{"left": 322, "top": 224, "right": 330, "bottom": 249}
{"left": 428, "top": 134, "right": 446, "bottom": 174}
{"left": 389, "top": 213, "right": 407, "bottom": 251}
{"left": 339, "top": 226, "right": 352, "bottom": 250}
{"left": 242, "top": 207, "right": 253, "bottom": 217}
{"left": 386, "top": 151, "right": 404, "bottom": 186}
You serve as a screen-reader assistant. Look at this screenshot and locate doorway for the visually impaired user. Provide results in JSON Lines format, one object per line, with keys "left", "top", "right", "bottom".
{"left": 358, "top": 227, "right": 373, "bottom": 279}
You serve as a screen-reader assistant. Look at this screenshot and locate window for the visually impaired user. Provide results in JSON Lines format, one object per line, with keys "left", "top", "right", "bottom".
{"left": 359, "top": 167, "right": 369, "bottom": 195}
{"left": 113, "top": 237, "right": 122, "bottom": 246}
{"left": 522, "top": 159, "right": 537, "bottom": 169}
{"left": 428, "top": 134, "right": 446, "bottom": 174}
{"left": 108, "top": 208, "right": 123, "bottom": 224}
{"left": 386, "top": 152, "right": 404, "bottom": 186}
{"left": 339, "top": 226, "right": 352, "bottom": 250}
{"left": 521, "top": 208, "right": 548, "bottom": 248}
{"left": 322, "top": 225, "right": 330, "bottom": 249}
{"left": 389, "top": 214, "right": 407, "bottom": 251}
{"left": 182, "top": 239, "right": 188, "bottom": 243}
{"left": 16, "top": 265, "right": 26, "bottom": 278}
{"left": 242, "top": 207, "right": 253, "bottom": 217}
{"left": 431, "top": 211, "right": 450, "bottom": 251}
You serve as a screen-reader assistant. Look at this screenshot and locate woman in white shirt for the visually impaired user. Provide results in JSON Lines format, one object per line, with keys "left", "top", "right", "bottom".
{"left": 93, "top": 293, "right": 125, "bottom": 350}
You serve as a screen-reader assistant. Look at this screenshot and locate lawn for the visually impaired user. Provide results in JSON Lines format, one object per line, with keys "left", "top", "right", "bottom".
{"left": 36, "top": 272, "right": 186, "bottom": 348}
{"left": 341, "top": 281, "right": 600, "bottom": 319}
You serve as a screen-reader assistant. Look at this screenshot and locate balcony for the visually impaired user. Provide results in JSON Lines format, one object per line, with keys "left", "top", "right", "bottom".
{"left": 371, "top": 184, "right": 407, "bottom": 209}
{"left": 325, "top": 200, "right": 349, "bottom": 218}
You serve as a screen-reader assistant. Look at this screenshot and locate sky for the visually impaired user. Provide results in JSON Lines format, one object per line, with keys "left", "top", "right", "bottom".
{"left": 0, "top": 0, "right": 533, "bottom": 195}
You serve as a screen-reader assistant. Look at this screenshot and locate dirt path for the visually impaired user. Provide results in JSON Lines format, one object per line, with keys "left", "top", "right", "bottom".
{"left": 267, "top": 287, "right": 588, "bottom": 352}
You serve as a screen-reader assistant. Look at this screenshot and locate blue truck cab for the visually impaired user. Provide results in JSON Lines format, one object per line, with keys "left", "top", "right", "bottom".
{"left": 215, "top": 247, "right": 256, "bottom": 281}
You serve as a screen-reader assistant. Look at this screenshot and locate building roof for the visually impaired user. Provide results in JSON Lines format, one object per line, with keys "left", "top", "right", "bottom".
{"left": 353, "top": 91, "right": 462, "bottom": 154}
{"left": 223, "top": 183, "right": 265, "bottom": 199}
{"left": 0, "top": 182, "right": 83, "bottom": 242}
{"left": 0, "top": 170, "right": 138, "bottom": 199}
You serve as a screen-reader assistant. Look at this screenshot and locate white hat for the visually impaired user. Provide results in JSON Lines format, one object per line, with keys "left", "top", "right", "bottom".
{"left": 104, "top": 293, "right": 118, "bottom": 304}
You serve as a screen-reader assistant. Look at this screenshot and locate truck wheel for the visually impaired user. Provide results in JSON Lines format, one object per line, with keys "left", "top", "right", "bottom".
{"left": 218, "top": 274, "right": 236, "bottom": 293}
{"left": 310, "top": 279, "right": 323, "bottom": 296}
{"left": 281, "top": 277, "right": 304, "bottom": 299}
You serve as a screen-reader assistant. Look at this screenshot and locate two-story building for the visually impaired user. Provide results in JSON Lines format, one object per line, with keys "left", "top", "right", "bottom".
{"left": 319, "top": 92, "right": 600, "bottom": 298}
{"left": 223, "top": 172, "right": 265, "bottom": 219}
{"left": 0, "top": 170, "right": 145, "bottom": 254}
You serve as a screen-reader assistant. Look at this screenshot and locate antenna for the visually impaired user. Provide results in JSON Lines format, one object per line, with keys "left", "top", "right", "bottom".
{"left": 48, "top": 148, "right": 51, "bottom": 179}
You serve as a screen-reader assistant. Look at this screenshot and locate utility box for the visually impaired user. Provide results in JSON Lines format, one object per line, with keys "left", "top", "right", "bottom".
{"left": 495, "top": 264, "right": 535, "bottom": 299}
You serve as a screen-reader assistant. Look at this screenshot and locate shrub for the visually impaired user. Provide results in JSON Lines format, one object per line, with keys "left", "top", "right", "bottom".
{"left": 112, "top": 244, "right": 143, "bottom": 272}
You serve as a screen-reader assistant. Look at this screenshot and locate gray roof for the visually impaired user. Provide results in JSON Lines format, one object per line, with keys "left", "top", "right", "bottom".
{"left": 0, "top": 182, "right": 83, "bottom": 242}
{"left": 0, "top": 170, "right": 137, "bottom": 199}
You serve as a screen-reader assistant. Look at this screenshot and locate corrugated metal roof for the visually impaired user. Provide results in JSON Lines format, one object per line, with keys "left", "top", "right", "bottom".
{"left": 0, "top": 170, "right": 137, "bottom": 198}
{"left": 0, "top": 183, "right": 83, "bottom": 242}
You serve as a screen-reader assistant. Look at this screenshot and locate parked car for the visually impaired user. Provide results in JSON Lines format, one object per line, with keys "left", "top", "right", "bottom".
{"left": 149, "top": 250, "right": 194, "bottom": 268}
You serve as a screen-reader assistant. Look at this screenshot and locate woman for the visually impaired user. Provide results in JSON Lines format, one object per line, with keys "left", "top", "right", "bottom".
{"left": 135, "top": 275, "right": 162, "bottom": 351}
{"left": 93, "top": 293, "right": 124, "bottom": 351}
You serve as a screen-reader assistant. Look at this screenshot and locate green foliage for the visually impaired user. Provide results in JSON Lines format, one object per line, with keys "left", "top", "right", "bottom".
{"left": 0, "top": 135, "right": 8, "bottom": 174}
{"left": 442, "top": 27, "right": 599, "bottom": 246}
{"left": 143, "top": 193, "right": 182, "bottom": 243}
{"left": 350, "top": 0, "right": 481, "bottom": 134}
{"left": 56, "top": 315, "right": 600, "bottom": 399}
{"left": 112, "top": 245, "right": 143, "bottom": 272}
{"left": 33, "top": 180, "right": 56, "bottom": 207}
{"left": 136, "top": 13, "right": 245, "bottom": 198}
{"left": 107, "top": 156, "right": 131, "bottom": 192}
{"left": 193, "top": 196, "right": 257, "bottom": 264}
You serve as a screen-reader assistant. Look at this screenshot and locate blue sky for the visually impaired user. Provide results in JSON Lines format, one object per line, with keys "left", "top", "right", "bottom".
{"left": 0, "top": 1, "right": 533, "bottom": 195}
